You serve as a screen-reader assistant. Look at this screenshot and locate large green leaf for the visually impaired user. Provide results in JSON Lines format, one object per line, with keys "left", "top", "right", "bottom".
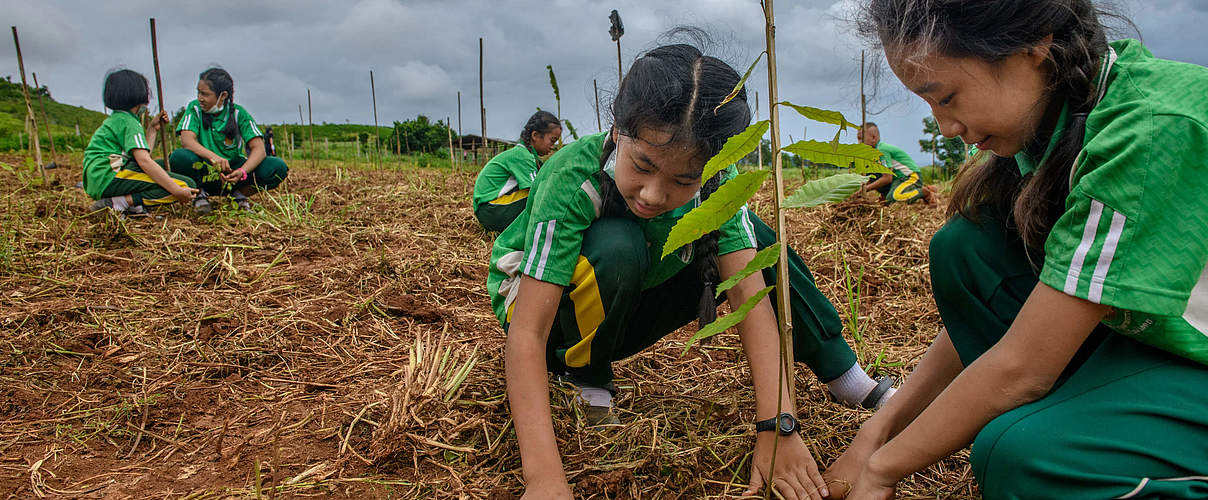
{"left": 714, "top": 243, "right": 779, "bottom": 298}
{"left": 661, "top": 169, "right": 771, "bottom": 259}
{"left": 715, "top": 51, "right": 765, "bottom": 113}
{"left": 783, "top": 173, "right": 868, "bottom": 208}
{"left": 783, "top": 140, "right": 890, "bottom": 174}
{"left": 778, "top": 102, "right": 850, "bottom": 131}
{"left": 702, "top": 120, "right": 769, "bottom": 182}
{"left": 683, "top": 285, "right": 773, "bottom": 353}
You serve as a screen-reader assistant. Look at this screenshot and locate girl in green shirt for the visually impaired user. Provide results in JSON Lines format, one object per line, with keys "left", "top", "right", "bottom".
{"left": 828, "top": 1, "right": 1208, "bottom": 498}
{"left": 170, "top": 68, "right": 289, "bottom": 213}
{"left": 472, "top": 110, "right": 562, "bottom": 231}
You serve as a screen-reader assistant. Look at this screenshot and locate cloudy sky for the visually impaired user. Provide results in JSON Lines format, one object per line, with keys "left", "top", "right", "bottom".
{"left": 4, "top": 0, "right": 1207, "bottom": 159}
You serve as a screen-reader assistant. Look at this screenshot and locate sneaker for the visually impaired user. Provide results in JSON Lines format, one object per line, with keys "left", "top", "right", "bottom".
{"left": 193, "top": 196, "right": 212, "bottom": 215}
{"left": 236, "top": 198, "right": 253, "bottom": 212}
{"left": 555, "top": 374, "right": 620, "bottom": 426}
{"left": 90, "top": 198, "right": 147, "bottom": 217}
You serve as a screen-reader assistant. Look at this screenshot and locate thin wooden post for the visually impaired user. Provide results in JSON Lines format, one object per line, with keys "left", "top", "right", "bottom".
{"left": 594, "top": 79, "right": 602, "bottom": 132}
{"left": 860, "top": 50, "right": 867, "bottom": 129}
{"left": 149, "top": 18, "right": 172, "bottom": 170}
{"left": 307, "top": 89, "right": 315, "bottom": 169}
{"left": 755, "top": 90, "right": 762, "bottom": 168}
{"left": 447, "top": 116, "right": 454, "bottom": 170}
{"left": 457, "top": 91, "right": 463, "bottom": 164}
{"left": 370, "top": 70, "right": 382, "bottom": 170}
{"left": 32, "top": 72, "right": 58, "bottom": 167}
{"left": 479, "top": 37, "right": 486, "bottom": 160}
{"left": 11, "top": 26, "right": 44, "bottom": 181}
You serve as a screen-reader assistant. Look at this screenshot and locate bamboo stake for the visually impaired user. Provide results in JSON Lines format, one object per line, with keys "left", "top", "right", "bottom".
{"left": 369, "top": 70, "right": 381, "bottom": 170}
{"left": 761, "top": 1, "right": 794, "bottom": 493}
{"left": 594, "top": 79, "right": 602, "bottom": 132}
{"left": 479, "top": 38, "right": 486, "bottom": 160}
{"left": 457, "top": 91, "right": 463, "bottom": 164}
{"left": 11, "top": 26, "right": 44, "bottom": 181}
{"left": 31, "top": 72, "right": 58, "bottom": 167}
{"left": 860, "top": 50, "right": 867, "bottom": 129}
{"left": 307, "top": 89, "right": 315, "bottom": 169}
{"left": 755, "top": 91, "right": 762, "bottom": 168}
{"left": 149, "top": 18, "right": 172, "bottom": 170}
{"left": 446, "top": 117, "right": 454, "bottom": 170}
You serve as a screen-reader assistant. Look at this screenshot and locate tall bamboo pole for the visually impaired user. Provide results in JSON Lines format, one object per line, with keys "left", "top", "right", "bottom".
{"left": 755, "top": 90, "right": 762, "bottom": 168}
{"left": 447, "top": 117, "right": 455, "bottom": 170}
{"left": 370, "top": 70, "right": 382, "bottom": 170}
{"left": 762, "top": 0, "right": 794, "bottom": 491}
{"left": 594, "top": 79, "right": 602, "bottom": 132}
{"left": 150, "top": 19, "right": 172, "bottom": 170}
{"left": 479, "top": 38, "right": 487, "bottom": 160}
{"left": 860, "top": 50, "right": 867, "bottom": 128}
{"left": 31, "top": 72, "right": 58, "bottom": 167}
{"left": 11, "top": 26, "right": 44, "bottom": 181}
{"left": 307, "top": 89, "right": 315, "bottom": 169}
{"left": 457, "top": 91, "right": 463, "bottom": 162}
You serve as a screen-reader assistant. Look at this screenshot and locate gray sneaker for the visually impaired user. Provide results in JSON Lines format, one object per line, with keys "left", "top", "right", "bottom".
{"left": 90, "top": 198, "right": 147, "bottom": 217}
{"left": 235, "top": 198, "right": 253, "bottom": 212}
{"left": 193, "top": 196, "right": 212, "bottom": 215}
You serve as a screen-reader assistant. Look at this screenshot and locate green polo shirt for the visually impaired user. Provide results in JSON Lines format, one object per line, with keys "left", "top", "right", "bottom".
{"left": 1036, "top": 39, "right": 1208, "bottom": 365}
{"left": 472, "top": 143, "right": 541, "bottom": 206}
{"left": 486, "top": 132, "right": 759, "bottom": 323}
{"left": 874, "top": 141, "right": 920, "bottom": 179}
{"left": 82, "top": 110, "right": 149, "bottom": 199}
{"left": 175, "top": 100, "right": 262, "bottom": 160}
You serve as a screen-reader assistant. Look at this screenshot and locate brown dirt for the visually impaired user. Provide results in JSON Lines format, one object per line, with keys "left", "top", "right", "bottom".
{"left": 0, "top": 154, "right": 975, "bottom": 499}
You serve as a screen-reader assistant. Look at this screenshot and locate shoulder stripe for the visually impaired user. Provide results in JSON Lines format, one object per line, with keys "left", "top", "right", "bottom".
{"left": 535, "top": 220, "right": 556, "bottom": 280}
{"left": 580, "top": 179, "right": 602, "bottom": 217}
{"left": 181, "top": 114, "right": 191, "bottom": 130}
{"left": 524, "top": 221, "right": 545, "bottom": 276}
{"left": 1087, "top": 209, "right": 1126, "bottom": 303}
{"left": 1064, "top": 200, "right": 1105, "bottom": 296}
{"left": 739, "top": 205, "right": 756, "bottom": 248}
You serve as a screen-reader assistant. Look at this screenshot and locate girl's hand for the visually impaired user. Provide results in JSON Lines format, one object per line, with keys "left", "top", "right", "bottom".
{"left": 519, "top": 477, "right": 573, "bottom": 500}
{"left": 744, "top": 433, "right": 828, "bottom": 500}
{"left": 845, "top": 467, "right": 896, "bottom": 500}
{"left": 172, "top": 186, "right": 199, "bottom": 204}
{"left": 221, "top": 167, "right": 246, "bottom": 183}
{"left": 822, "top": 425, "right": 888, "bottom": 498}
{"left": 211, "top": 156, "right": 231, "bottom": 173}
{"left": 149, "top": 111, "right": 170, "bottom": 131}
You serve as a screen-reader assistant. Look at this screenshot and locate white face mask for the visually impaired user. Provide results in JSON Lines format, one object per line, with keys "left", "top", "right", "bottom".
{"left": 205, "top": 101, "right": 225, "bottom": 114}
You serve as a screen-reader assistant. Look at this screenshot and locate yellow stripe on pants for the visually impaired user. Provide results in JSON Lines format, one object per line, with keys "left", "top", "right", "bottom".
{"left": 114, "top": 169, "right": 189, "bottom": 205}
{"left": 489, "top": 188, "right": 529, "bottom": 206}
{"left": 563, "top": 255, "right": 606, "bottom": 367}
{"left": 891, "top": 172, "right": 922, "bottom": 201}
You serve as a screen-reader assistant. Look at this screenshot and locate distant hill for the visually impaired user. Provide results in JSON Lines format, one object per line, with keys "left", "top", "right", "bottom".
{"left": 0, "top": 76, "right": 108, "bottom": 151}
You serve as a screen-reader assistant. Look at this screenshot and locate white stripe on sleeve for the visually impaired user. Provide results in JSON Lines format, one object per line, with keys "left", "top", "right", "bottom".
{"left": 524, "top": 221, "right": 545, "bottom": 276}
{"left": 740, "top": 205, "right": 757, "bottom": 248}
{"left": 535, "top": 220, "right": 556, "bottom": 280}
{"left": 1087, "top": 210, "right": 1126, "bottom": 303}
{"left": 1064, "top": 199, "right": 1105, "bottom": 295}
{"left": 580, "top": 179, "right": 602, "bottom": 217}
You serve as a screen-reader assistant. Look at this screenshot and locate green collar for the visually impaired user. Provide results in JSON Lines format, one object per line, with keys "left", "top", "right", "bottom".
{"left": 1013, "top": 45, "right": 1118, "bottom": 176}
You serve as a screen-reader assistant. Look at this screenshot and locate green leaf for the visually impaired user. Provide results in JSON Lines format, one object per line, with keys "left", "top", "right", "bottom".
{"left": 783, "top": 140, "right": 890, "bottom": 174}
{"left": 778, "top": 102, "right": 849, "bottom": 131}
{"left": 714, "top": 243, "right": 779, "bottom": 298}
{"left": 661, "top": 169, "right": 771, "bottom": 259}
{"left": 703, "top": 120, "right": 769, "bottom": 182}
{"left": 715, "top": 51, "right": 765, "bottom": 113}
{"left": 683, "top": 285, "right": 773, "bottom": 353}
{"left": 546, "top": 65, "right": 560, "bottom": 102}
{"left": 783, "top": 173, "right": 868, "bottom": 208}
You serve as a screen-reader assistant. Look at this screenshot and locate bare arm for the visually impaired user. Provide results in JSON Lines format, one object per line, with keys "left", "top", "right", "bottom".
{"left": 505, "top": 275, "right": 573, "bottom": 498}
{"left": 862, "top": 174, "right": 892, "bottom": 192}
{"left": 857, "top": 284, "right": 1109, "bottom": 490}
{"left": 241, "top": 137, "right": 266, "bottom": 173}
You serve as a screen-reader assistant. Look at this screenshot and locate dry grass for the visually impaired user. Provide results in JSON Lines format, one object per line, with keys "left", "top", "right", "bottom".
{"left": 0, "top": 154, "right": 975, "bottom": 499}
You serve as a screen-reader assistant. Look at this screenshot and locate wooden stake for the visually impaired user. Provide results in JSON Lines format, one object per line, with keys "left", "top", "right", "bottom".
{"left": 479, "top": 38, "right": 486, "bottom": 160}
{"left": 860, "top": 50, "right": 867, "bottom": 128}
{"left": 593, "top": 79, "right": 602, "bottom": 132}
{"left": 755, "top": 90, "right": 762, "bottom": 168}
{"left": 150, "top": 18, "right": 172, "bottom": 170}
{"left": 369, "top": 70, "right": 381, "bottom": 170}
{"left": 11, "top": 26, "right": 44, "bottom": 181}
{"left": 307, "top": 89, "right": 315, "bottom": 169}
{"left": 457, "top": 91, "right": 463, "bottom": 164}
{"left": 446, "top": 116, "right": 454, "bottom": 170}
{"left": 31, "top": 72, "right": 58, "bottom": 166}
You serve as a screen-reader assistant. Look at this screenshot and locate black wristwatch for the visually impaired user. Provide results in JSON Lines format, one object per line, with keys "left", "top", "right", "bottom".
{"left": 755, "top": 412, "right": 799, "bottom": 435}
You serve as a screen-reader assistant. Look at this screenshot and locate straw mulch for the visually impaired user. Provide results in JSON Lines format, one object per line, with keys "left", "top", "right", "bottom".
{"left": 0, "top": 155, "right": 975, "bottom": 499}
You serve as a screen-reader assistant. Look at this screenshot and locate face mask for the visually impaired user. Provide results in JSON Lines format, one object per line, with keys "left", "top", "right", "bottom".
{"left": 205, "top": 102, "right": 225, "bottom": 114}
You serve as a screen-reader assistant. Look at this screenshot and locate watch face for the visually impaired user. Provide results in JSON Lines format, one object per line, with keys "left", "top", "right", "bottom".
{"left": 778, "top": 414, "right": 795, "bottom": 434}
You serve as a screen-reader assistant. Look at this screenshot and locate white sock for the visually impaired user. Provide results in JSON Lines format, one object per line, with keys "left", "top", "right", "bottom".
{"left": 577, "top": 386, "right": 614, "bottom": 408}
{"left": 825, "top": 364, "right": 883, "bottom": 407}
{"left": 109, "top": 195, "right": 129, "bottom": 211}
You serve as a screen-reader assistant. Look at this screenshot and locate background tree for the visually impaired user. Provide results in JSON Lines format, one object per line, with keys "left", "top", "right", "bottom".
{"left": 919, "top": 116, "right": 967, "bottom": 178}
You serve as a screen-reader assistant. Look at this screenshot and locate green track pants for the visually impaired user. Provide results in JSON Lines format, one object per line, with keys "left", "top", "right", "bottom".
{"left": 168, "top": 148, "right": 289, "bottom": 195}
{"left": 930, "top": 213, "right": 1208, "bottom": 500}
{"left": 507, "top": 213, "right": 857, "bottom": 387}
{"left": 98, "top": 159, "right": 196, "bottom": 206}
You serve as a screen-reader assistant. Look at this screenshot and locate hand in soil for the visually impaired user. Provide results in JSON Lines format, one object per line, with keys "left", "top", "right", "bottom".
{"left": 844, "top": 471, "right": 896, "bottom": 500}
{"left": 173, "top": 186, "right": 199, "bottom": 204}
{"left": 221, "top": 168, "right": 245, "bottom": 183}
{"left": 745, "top": 433, "right": 828, "bottom": 500}
{"left": 822, "top": 428, "right": 884, "bottom": 499}
{"left": 519, "top": 478, "right": 573, "bottom": 500}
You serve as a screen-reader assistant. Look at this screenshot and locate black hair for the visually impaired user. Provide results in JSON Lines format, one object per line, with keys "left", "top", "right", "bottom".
{"left": 859, "top": 0, "right": 1115, "bottom": 250}
{"left": 862, "top": 121, "right": 878, "bottom": 129}
{"left": 199, "top": 67, "right": 239, "bottom": 143}
{"left": 520, "top": 110, "right": 561, "bottom": 146}
{"left": 597, "top": 41, "right": 752, "bottom": 329}
{"left": 102, "top": 69, "right": 151, "bottom": 111}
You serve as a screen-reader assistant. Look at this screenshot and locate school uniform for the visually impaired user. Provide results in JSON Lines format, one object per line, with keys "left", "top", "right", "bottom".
{"left": 487, "top": 132, "right": 858, "bottom": 388}
{"left": 472, "top": 143, "right": 542, "bottom": 231}
{"left": 872, "top": 141, "right": 926, "bottom": 204}
{"left": 170, "top": 100, "right": 288, "bottom": 194}
{"left": 82, "top": 110, "right": 195, "bottom": 206}
{"left": 930, "top": 40, "right": 1208, "bottom": 499}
